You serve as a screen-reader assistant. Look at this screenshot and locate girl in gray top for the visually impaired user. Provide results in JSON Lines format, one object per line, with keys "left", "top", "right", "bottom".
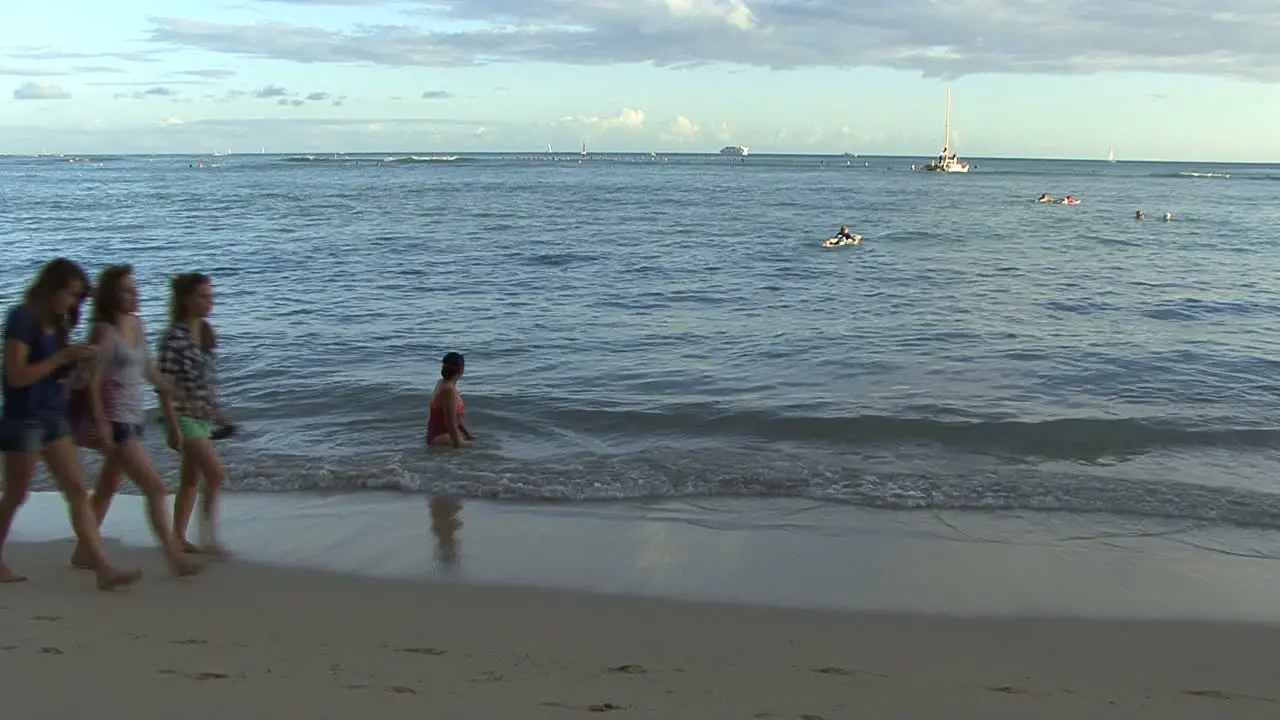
{"left": 70, "top": 265, "right": 200, "bottom": 577}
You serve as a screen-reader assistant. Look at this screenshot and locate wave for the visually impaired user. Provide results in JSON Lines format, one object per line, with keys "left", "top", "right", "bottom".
{"left": 380, "top": 155, "right": 461, "bottom": 163}
{"left": 477, "top": 402, "right": 1280, "bottom": 462}
{"left": 151, "top": 450, "right": 1280, "bottom": 531}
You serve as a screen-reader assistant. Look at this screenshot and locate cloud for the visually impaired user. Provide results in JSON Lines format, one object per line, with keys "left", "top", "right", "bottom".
{"left": 306, "top": 91, "right": 330, "bottom": 101}
{"left": 13, "top": 82, "right": 70, "bottom": 100}
{"left": 1, "top": 47, "right": 161, "bottom": 63}
{"left": 159, "top": 116, "right": 184, "bottom": 127}
{"left": 257, "top": 0, "right": 386, "bottom": 4}
{"left": 421, "top": 90, "right": 453, "bottom": 99}
{"left": 278, "top": 98, "right": 306, "bottom": 106}
{"left": 90, "top": 80, "right": 211, "bottom": 87}
{"left": 173, "top": 68, "right": 237, "bottom": 79}
{"left": 254, "top": 84, "right": 289, "bottom": 98}
{"left": 144, "top": 2, "right": 1280, "bottom": 81}
{"left": 185, "top": 116, "right": 492, "bottom": 129}
{"left": 72, "top": 65, "right": 125, "bottom": 74}
{"left": 0, "top": 66, "right": 62, "bottom": 76}
{"left": 662, "top": 114, "right": 700, "bottom": 143}
{"left": 111, "top": 86, "right": 181, "bottom": 100}
{"left": 563, "top": 108, "right": 646, "bottom": 130}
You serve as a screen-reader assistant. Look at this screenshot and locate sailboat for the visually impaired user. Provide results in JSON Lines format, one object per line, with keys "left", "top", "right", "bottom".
{"left": 918, "top": 87, "right": 970, "bottom": 173}
{"left": 1108, "top": 148, "right": 1116, "bottom": 163}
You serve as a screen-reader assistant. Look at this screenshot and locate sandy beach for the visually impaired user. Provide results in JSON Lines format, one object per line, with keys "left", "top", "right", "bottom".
{"left": 2, "top": 541, "right": 1278, "bottom": 719}
{"left": 2, "top": 494, "right": 1279, "bottom": 718}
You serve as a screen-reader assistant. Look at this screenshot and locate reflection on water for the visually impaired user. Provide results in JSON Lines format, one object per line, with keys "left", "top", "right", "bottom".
{"left": 430, "top": 496, "right": 463, "bottom": 569}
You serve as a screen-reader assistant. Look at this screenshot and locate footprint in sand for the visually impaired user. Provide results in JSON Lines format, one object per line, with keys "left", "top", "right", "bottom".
{"left": 385, "top": 686, "right": 417, "bottom": 695}
{"left": 541, "top": 701, "right": 627, "bottom": 713}
{"left": 470, "top": 671, "right": 504, "bottom": 683}
{"left": 606, "top": 664, "right": 647, "bottom": 675}
{"left": 30, "top": 615, "right": 62, "bottom": 622}
{"left": 1184, "top": 689, "right": 1276, "bottom": 703}
{"left": 157, "top": 669, "right": 231, "bottom": 681}
{"left": 396, "top": 647, "right": 447, "bottom": 656}
{"left": 39, "top": 646, "right": 65, "bottom": 655}
{"left": 170, "top": 639, "right": 209, "bottom": 646}
{"left": 987, "top": 686, "right": 1029, "bottom": 695}
{"left": 811, "top": 666, "right": 888, "bottom": 679}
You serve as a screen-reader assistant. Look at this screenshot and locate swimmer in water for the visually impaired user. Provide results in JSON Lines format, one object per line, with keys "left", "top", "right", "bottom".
{"left": 1163, "top": 212, "right": 1173, "bottom": 222}
{"left": 1037, "top": 194, "right": 1054, "bottom": 203}
{"left": 1135, "top": 210, "right": 1146, "bottom": 220}
{"left": 834, "top": 225, "right": 857, "bottom": 241}
{"left": 427, "top": 352, "right": 472, "bottom": 449}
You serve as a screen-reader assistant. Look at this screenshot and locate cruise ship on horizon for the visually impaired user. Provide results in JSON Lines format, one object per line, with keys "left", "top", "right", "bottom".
{"left": 719, "top": 144, "right": 749, "bottom": 157}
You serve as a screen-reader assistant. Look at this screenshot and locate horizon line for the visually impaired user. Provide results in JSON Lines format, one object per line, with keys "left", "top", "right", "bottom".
{"left": 0, "top": 151, "right": 1272, "bottom": 165}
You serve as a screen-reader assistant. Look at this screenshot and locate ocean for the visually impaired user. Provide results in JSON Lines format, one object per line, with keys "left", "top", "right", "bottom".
{"left": 3, "top": 152, "right": 1280, "bottom": 532}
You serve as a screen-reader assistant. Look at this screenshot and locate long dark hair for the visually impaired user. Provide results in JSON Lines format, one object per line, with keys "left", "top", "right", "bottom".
{"left": 169, "top": 273, "right": 216, "bottom": 353}
{"left": 24, "top": 257, "right": 90, "bottom": 344}
{"left": 91, "top": 264, "right": 133, "bottom": 328}
{"left": 200, "top": 320, "right": 217, "bottom": 354}
{"left": 169, "top": 272, "right": 209, "bottom": 324}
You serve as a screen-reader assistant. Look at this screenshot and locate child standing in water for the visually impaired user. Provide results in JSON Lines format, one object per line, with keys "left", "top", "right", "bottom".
{"left": 157, "top": 273, "right": 230, "bottom": 555}
{"left": 427, "top": 352, "right": 473, "bottom": 449}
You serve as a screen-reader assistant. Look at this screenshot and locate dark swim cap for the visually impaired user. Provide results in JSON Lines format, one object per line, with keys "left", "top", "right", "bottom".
{"left": 442, "top": 351, "right": 464, "bottom": 366}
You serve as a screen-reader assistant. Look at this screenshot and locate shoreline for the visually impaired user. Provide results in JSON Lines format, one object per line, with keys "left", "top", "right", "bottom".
{"left": 3, "top": 540, "right": 1279, "bottom": 719}
{"left": 7, "top": 491, "right": 1280, "bottom": 621}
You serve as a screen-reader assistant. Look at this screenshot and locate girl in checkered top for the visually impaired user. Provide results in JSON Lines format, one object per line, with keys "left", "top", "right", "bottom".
{"left": 157, "top": 273, "right": 231, "bottom": 556}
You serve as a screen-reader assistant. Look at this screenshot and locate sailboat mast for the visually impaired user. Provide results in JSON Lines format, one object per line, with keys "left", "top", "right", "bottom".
{"left": 944, "top": 87, "right": 952, "bottom": 153}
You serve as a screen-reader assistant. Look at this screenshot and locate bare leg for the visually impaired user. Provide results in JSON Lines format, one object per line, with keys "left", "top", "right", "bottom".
{"left": 428, "top": 434, "right": 469, "bottom": 449}
{"left": 71, "top": 451, "right": 124, "bottom": 568}
{"left": 42, "top": 437, "right": 141, "bottom": 590}
{"left": 112, "top": 440, "right": 200, "bottom": 577}
{"left": 173, "top": 448, "right": 201, "bottom": 553}
{"left": 0, "top": 452, "right": 37, "bottom": 583}
{"left": 186, "top": 439, "right": 228, "bottom": 556}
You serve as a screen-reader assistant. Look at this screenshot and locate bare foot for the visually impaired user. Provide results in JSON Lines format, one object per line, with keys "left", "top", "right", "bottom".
{"left": 95, "top": 567, "right": 143, "bottom": 591}
{"left": 178, "top": 539, "right": 201, "bottom": 554}
{"left": 0, "top": 563, "right": 29, "bottom": 584}
{"left": 170, "top": 558, "right": 202, "bottom": 578}
{"left": 70, "top": 546, "right": 97, "bottom": 570}
{"left": 200, "top": 544, "right": 230, "bottom": 559}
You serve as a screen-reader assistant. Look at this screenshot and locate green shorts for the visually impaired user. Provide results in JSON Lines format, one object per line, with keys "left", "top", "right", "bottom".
{"left": 176, "top": 416, "right": 214, "bottom": 440}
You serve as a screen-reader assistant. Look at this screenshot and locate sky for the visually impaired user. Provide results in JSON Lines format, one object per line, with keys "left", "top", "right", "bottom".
{"left": 1, "top": 0, "right": 1279, "bottom": 160}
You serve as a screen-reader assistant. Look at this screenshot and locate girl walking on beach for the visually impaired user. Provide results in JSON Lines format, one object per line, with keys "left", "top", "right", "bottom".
{"left": 426, "top": 352, "right": 473, "bottom": 449}
{"left": 0, "top": 258, "right": 141, "bottom": 589}
{"left": 157, "top": 273, "right": 230, "bottom": 555}
{"left": 68, "top": 265, "right": 200, "bottom": 576}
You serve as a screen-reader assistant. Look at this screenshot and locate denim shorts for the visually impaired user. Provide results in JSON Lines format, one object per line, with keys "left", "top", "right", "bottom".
{"left": 0, "top": 417, "right": 73, "bottom": 454}
{"left": 110, "top": 422, "right": 144, "bottom": 445}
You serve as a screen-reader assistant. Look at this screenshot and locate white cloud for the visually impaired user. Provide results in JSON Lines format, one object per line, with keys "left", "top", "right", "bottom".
{"left": 564, "top": 107, "right": 646, "bottom": 130}
{"left": 12, "top": 82, "right": 70, "bottom": 100}
{"left": 158, "top": 116, "right": 183, "bottom": 126}
{"left": 665, "top": 0, "right": 758, "bottom": 31}
{"left": 140, "top": 1, "right": 1280, "bottom": 81}
{"left": 661, "top": 114, "right": 700, "bottom": 143}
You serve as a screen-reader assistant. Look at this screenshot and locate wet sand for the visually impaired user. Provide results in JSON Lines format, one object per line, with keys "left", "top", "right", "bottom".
{"left": 8, "top": 491, "right": 1280, "bottom": 620}
{"left": 2, "top": 492, "right": 1280, "bottom": 718}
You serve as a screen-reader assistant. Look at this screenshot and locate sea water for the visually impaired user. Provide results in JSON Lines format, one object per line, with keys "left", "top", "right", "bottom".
{"left": 3, "top": 153, "right": 1280, "bottom": 532}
